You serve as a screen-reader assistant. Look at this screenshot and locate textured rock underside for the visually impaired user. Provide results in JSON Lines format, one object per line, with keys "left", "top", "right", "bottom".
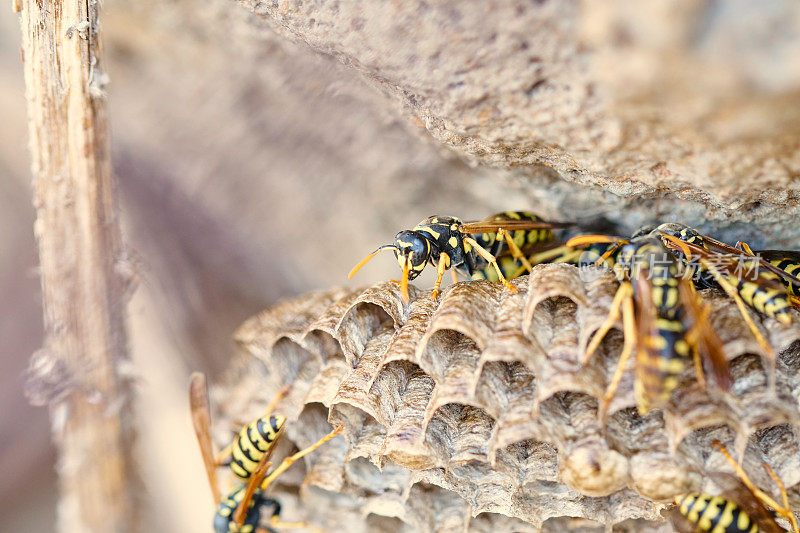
{"left": 213, "top": 265, "right": 800, "bottom": 532}
{"left": 237, "top": 0, "right": 800, "bottom": 245}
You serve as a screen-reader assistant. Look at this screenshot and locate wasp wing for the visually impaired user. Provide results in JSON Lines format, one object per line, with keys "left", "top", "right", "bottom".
{"left": 677, "top": 279, "right": 730, "bottom": 391}
{"left": 460, "top": 219, "right": 572, "bottom": 234}
{"left": 189, "top": 372, "right": 222, "bottom": 505}
{"left": 662, "top": 237, "right": 789, "bottom": 292}
{"left": 757, "top": 249, "right": 800, "bottom": 262}
{"left": 699, "top": 236, "right": 800, "bottom": 291}
{"left": 631, "top": 270, "right": 669, "bottom": 411}
{"left": 754, "top": 249, "right": 800, "bottom": 293}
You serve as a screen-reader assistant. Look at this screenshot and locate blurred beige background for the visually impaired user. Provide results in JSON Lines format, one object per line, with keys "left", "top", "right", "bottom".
{"left": 2, "top": 0, "right": 800, "bottom": 530}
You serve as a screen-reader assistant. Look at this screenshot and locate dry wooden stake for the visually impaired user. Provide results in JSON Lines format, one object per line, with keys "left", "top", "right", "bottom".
{"left": 18, "top": 0, "right": 139, "bottom": 531}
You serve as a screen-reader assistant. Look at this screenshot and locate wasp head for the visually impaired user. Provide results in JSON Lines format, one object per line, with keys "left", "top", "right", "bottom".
{"left": 348, "top": 230, "right": 432, "bottom": 303}
{"left": 653, "top": 223, "right": 704, "bottom": 245}
{"left": 393, "top": 230, "right": 431, "bottom": 281}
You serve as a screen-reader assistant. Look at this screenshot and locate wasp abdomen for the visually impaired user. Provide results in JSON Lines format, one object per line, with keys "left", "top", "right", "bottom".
{"left": 472, "top": 211, "right": 554, "bottom": 255}
{"left": 768, "top": 257, "right": 800, "bottom": 296}
{"left": 230, "top": 414, "right": 285, "bottom": 480}
{"left": 731, "top": 276, "right": 792, "bottom": 324}
{"left": 675, "top": 492, "right": 758, "bottom": 533}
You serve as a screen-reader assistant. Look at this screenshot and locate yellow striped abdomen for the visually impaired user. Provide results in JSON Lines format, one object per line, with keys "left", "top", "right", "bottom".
{"left": 473, "top": 211, "right": 554, "bottom": 253}
{"left": 634, "top": 320, "right": 689, "bottom": 414}
{"left": 627, "top": 241, "right": 691, "bottom": 414}
{"left": 674, "top": 492, "right": 759, "bottom": 532}
{"left": 767, "top": 257, "right": 800, "bottom": 297}
{"left": 230, "top": 414, "right": 285, "bottom": 481}
{"left": 730, "top": 275, "right": 792, "bottom": 324}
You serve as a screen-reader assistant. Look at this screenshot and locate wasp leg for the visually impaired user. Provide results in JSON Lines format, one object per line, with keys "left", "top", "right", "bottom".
{"left": 763, "top": 462, "right": 800, "bottom": 533}
{"left": 583, "top": 282, "right": 631, "bottom": 365}
{"left": 259, "top": 426, "right": 343, "bottom": 492}
{"left": 690, "top": 341, "right": 707, "bottom": 390}
{"left": 497, "top": 228, "right": 534, "bottom": 274}
{"left": 215, "top": 385, "right": 291, "bottom": 466}
{"left": 699, "top": 259, "right": 774, "bottom": 360}
{"left": 596, "top": 243, "right": 623, "bottom": 267}
{"left": 233, "top": 457, "right": 274, "bottom": 528}
{"left": 685, "top": 294, "right": 709, "bottom": 390}
{"left": 268, "top": 516, "right": 326, "bottom": 533}
{"left": 715, "top": 442, "right": 800, "bottom": 533}
{"left": 463, "top": 237, "right": 517, "bottom": 293}
{"left": 190, "top": 372, "right": 222, "bottom": 505}
{"left": 691, "top": 342, "right": 707, "bottom": 390}
{"left": 431, "top": 252, "right": 450, "bottom": 300}
{"left": 600, "top": 287, "right": 635, "bottom": 419}
{"left": 734, "top": 241, "right": 756, "bottom": 256}
{"left": 451, "top": 269, "right": 459, "bottom": 285}
{"left": 262, "top": 386, "right": 291, "bottom": 419}
{"left": 400, "top": 253, "right": 412, "bottom": 303}
{"left": 529, "top": 245, "right": 577, "bottom": 265}
{"left": 566, "top": 235, "right": 623, "bottom": 247}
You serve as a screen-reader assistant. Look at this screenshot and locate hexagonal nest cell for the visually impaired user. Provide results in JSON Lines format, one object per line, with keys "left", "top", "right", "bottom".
{"left": 210, "top": 264, "right": 800, "bottom": 532}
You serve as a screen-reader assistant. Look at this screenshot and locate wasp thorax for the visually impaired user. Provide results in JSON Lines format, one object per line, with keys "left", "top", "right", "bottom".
{"left": 631, "top": 224, "right": 658, "bottom": 239}
{"left": 654, "top": 222, "right": 701, "bottom": 241}
{"left": 394, "top": 230, "right": 431, "bottom": 280}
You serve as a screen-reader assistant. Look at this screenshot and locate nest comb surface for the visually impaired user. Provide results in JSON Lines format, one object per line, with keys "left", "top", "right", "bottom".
{"left": 212, "top": 264, "right": 800, "bottom": 532}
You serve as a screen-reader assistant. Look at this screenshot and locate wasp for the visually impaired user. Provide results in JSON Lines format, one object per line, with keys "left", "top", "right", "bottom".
{"left": 565, "top": 235, "right": 730, "bottom": 415}
{"left": 645, "top": 224, "right": 797, "bottom": 318}
{"left": 348, "top": 211, "right": 570, "bottom": 301}
{"left": 190, "top": 373, "right": 341, "bottom": 533}
{"left": 645, "top": 225, "right": 799, "bottom": 365}
{"left": 571, "top": 223, "right": 800, "bottom": 362}
{"left": 670, "top": 441, "right": 799, "bottom": 533}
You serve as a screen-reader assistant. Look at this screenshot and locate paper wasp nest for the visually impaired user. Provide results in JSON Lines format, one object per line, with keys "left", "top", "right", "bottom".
{"left": 212, "top": 264, "right": 800, "bottom": 532}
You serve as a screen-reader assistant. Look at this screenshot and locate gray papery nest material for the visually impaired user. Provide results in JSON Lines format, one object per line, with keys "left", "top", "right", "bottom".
{"left": 211, "top": 264, "right": 800, "bottom": 532}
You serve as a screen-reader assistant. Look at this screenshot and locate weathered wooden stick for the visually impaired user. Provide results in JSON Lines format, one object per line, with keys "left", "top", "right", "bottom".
{"left": 18, "top": 0, "right": 138, "bottom": 531}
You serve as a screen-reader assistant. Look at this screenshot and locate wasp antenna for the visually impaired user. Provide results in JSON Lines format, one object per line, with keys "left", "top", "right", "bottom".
{"left": 565, "top": 234, "right": 624, "bottom": 247}
{"left": 348, "top": 245, "right": 397, "bottom": 279}
{"left": 400, "top": 252, "right": 412, "bottom": 303}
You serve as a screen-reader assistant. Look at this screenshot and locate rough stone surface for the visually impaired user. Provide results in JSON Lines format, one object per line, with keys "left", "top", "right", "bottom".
{"left": 238, "top": 0, "right": 800, "bottom": 243}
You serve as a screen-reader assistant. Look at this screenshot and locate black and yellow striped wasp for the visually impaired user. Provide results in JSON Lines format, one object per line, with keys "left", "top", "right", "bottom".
{"left": 572, "top": 223, "right": 800, "bottom": 363}
{"left": 670, "top": 441, "right": 799, "bottom": 533}
{"left": 644, "top": 224, "right": 798, "bottom": 318}
{"left": 564, "top": 234, "right": 730, "bottom": 415}
{"left": 641, "top": 225, "right": 800, "bottom": 367}
{"left": 190, "top": 373, "right": 341, "bottom": 533}
{"left": 348, "top": 211, "right": 570, "bottom": 301}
